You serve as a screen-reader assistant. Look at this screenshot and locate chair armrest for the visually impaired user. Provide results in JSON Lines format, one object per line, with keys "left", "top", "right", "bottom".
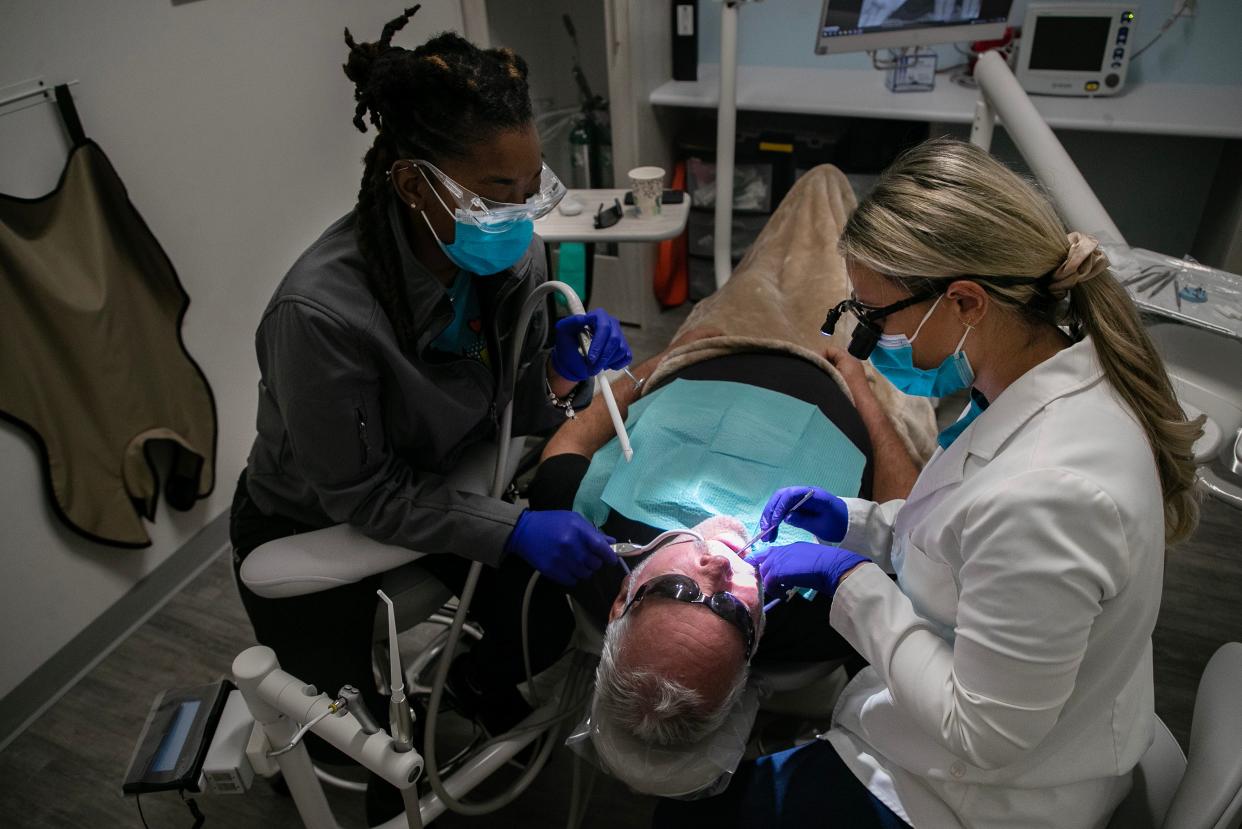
{"left": 1162, "top": 642, "right": 1242, "bottom": 829}
{"left": 240, "top": 523, "right": 422, "bottom": 599}
{"left": 240, "top": 437, "right": 527, "bottom": 599}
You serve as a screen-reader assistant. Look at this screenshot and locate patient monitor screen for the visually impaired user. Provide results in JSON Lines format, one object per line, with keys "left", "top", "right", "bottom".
{"left": 821, "top": 0, "right": 1011, "bottom": 36}
{"left": 1027, "top": 16, "right": 1112, "bottom": 72}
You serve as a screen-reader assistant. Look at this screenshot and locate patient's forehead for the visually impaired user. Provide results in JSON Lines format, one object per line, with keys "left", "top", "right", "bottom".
{"left": 621, "top": 600, "right": 745, "bottom": 685}
{"left": 694, "top": 515, "right": 747, "bottom": 540}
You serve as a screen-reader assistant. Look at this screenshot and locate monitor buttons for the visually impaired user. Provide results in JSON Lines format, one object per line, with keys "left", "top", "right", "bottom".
{"left": 1085, "top": 81, "right": 1101, "bottom": 92}
{"left": 1105, "top": 74, "right": 1120, "bottom": 88}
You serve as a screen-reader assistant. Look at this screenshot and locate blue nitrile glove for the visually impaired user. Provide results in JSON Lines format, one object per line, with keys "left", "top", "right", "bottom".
{"left": 760, "top": 486, "right": 849, "bottom": 543}
{"left": 503, "top": 510, "right": 618, "bottom": 587}
{"left": 749, "top": 542, "right": 868, "bottom": 599}
{"left": 551, "top": 308, "right": 633, "bottom": 383}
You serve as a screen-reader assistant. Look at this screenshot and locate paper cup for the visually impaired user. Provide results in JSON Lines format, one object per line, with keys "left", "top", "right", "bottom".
{"left": 628, "top": 166, "right": 665, "bottom": 218}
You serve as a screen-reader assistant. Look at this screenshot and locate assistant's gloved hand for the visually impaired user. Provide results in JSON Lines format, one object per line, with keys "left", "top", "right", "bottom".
{"left": 504, "top": 510, "right": 617, "bottom": 587}
{"left": 551, "top": 308, "right": 633, "bottom": 383}
{"left": 760, "top": 486, "right": 849, "bottom": 543}
{"left": 749, "top": 542, "right": 868, "bottom": 598}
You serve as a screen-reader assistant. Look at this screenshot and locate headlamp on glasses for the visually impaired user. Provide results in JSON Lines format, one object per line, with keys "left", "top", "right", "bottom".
{"left": 821, "top": 273, "right": 1054, "bottom": 358}
{"left": 820, "top": 290, "right": 939, "bottom": 359}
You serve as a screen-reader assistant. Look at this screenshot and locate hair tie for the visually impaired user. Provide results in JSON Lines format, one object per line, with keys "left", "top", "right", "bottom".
{"left": 1048, "top": 232, "right": 1109, "bottom": 297}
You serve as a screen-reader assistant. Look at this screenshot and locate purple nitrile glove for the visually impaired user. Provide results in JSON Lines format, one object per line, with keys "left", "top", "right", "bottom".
{"left": 504, "top": 510, "right": 617, "bottom": 586}
{"left": 749, "top": 541, "right": 868, "bottom": 599}
{"left": 760, "top": 486, "right": 849, "bottom": 544}
{"left": 551, "top": 308, "right": 633, "bottom": 383}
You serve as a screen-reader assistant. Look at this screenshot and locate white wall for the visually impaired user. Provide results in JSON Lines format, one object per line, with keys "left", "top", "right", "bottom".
{"left": 0, "top": 0, "right": 464, "bottom": 701}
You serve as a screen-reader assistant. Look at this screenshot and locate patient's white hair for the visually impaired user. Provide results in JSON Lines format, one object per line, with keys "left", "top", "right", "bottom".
{"left": 593, "top": 557, "right": 749, "bottom": 748}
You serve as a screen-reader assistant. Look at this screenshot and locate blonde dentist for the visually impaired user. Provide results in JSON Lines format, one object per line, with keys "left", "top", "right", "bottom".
{"left": 676, "top": 139, "right": 1203, "bottom": 829}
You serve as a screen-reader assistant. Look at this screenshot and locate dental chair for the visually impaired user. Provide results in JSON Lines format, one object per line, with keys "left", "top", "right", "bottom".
{"left": 239, "top": 434, "right": 850, "bottom": 813}
{"left": 1107, "top": 642, "right": 1242, "bottom": 829}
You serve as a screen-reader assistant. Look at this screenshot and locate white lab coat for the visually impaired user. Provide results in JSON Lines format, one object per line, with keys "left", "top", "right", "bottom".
{"left": 824, "top": 337, "right": 1165, "bottom": 829}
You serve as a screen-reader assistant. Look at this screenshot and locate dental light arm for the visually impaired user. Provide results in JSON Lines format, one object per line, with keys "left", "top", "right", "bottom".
{"left": 972, "top": 50, "right": 1125, "bottom": 246}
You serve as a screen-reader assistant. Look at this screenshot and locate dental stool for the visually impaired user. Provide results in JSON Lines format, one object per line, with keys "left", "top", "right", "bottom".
{"left": 1106, "top": 642, "right": 1242, "bottom": 829}
{"left": 238, "top": 437, "right": 527, "bottom": 701}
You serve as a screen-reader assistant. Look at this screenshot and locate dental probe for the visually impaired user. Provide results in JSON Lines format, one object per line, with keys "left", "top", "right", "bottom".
{"left": 737, "top": 490, "right": 815, "bottom": 558}
{"left": 576, "top": 330, "right": 634, "bottom": 462}
{"left": 746, "top": 490, "right": 816, "bottom": 614}
{"left": 376, "top": 589, "right": 414, "bottom": 753}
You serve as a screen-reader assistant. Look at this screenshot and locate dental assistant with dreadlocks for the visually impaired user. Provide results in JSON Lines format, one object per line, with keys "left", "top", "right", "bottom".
{"left": 659, "top": 139, "right": 1204, "bottom": 829}
{"left": 229, "top": 8, "right": 630, "bottom": 752}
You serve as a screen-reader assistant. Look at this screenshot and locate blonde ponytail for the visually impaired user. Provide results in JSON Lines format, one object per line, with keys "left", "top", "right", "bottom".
{"left": 840, "top": 138, "right": 1202, "bottom": 544}
{"left": 1067, "top": 276, "right": 1202, "bottom": 542}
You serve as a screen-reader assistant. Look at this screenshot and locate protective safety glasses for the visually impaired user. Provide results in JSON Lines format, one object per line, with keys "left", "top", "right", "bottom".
{"left": 414, "top": 158, "right": 566, "bottom": 233}
{"left": 594, "top": 198, "right": 624, "bottom": 230}
{"left": 821, "top": 289, "right": 939, "bottom": 359}
{"left": 621, "top": 574, "right": 757, "bottom": 661}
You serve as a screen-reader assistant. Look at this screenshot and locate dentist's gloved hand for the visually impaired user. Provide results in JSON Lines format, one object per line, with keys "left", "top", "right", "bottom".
{"left": 749, "top": 542, "right": 868, "bottom": 599}
{"left": 760, "top": 486, "right": 849, "bottom": 543}
{"left": 504, "top": 510, "right": 617, "bottom": 587}
{"left": 551, "top": 309, "right": 633, "bottom": 382}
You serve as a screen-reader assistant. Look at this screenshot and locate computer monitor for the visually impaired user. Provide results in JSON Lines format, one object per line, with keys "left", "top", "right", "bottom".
{"left": 816, "top": 0, "right": 1014, "bottom": 55}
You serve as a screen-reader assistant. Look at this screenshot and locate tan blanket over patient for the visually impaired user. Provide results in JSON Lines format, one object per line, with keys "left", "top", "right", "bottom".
{"left": 648, "top": 164, "right": 938, "bottom": 464}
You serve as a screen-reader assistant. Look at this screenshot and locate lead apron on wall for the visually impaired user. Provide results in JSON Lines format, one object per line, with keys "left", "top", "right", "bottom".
{"left": 0, "top": 88, "right": 217, "bottom": 547}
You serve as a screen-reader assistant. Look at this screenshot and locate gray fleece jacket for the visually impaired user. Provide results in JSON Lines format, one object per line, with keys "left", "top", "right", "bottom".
{"left": 244, "top": 198, "right": 590, "bottom": 566}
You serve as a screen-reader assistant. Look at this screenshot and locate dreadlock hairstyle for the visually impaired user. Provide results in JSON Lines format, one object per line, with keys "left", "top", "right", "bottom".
{"left": 342, "top": 5, "right": 534, "bottom": 351}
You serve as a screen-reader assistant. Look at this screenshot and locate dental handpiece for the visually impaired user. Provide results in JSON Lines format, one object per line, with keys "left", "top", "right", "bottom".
{"left": 338, "top": 685, "right": 381, "bottom": 735}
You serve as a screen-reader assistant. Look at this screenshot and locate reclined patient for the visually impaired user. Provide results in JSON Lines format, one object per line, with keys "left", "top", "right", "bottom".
{"left": 525, "top": 165, "right": 939, "bottom": 795}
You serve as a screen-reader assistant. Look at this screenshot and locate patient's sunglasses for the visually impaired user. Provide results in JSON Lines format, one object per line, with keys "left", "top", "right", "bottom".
{"left": 621, "top": 574, "right": 757, "bottom": 661}
{"left": 820, "top": 289, "right": 938, "bottom": 359}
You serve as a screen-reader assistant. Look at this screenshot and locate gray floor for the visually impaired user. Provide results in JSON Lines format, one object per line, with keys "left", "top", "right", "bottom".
{"left": 2, "top": 307, "right": 1240, "bottom": 828}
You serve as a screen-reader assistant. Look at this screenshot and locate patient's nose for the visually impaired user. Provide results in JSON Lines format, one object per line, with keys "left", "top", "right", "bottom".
{"left": 697, "top": 552, "right": 731, "bottom": 584}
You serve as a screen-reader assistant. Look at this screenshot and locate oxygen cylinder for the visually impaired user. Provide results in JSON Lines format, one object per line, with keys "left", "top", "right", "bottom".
{"left": 569, "top": 119, "right": 592, "bottom": 190}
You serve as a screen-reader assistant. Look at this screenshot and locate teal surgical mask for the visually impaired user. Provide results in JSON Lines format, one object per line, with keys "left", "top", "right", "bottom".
{"left": 937, "top": 391, "right": 988, "bottom": 449}
{"left": 420, "top": 206, "right": 532, "bottom": 276}
{"left": 869, "top": 295, "right": 975, "bottom": 398}
{"left": 417, "top": 166, "right": 535, "bottom": 275}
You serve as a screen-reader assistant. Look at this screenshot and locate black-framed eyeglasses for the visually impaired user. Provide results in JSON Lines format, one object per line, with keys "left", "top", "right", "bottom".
{"left": 820, "top": 289, "right": 939, "bottom": 359}
{"left": 621, "top": 573, "right": 757, "bottom": 661}
{"left": 594, "top": 198, "right": 624, "bottom": 230}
